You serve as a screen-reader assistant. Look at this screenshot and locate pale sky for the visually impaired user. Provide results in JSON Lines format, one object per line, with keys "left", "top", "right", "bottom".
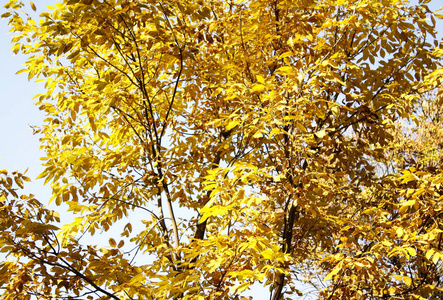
{"left": 0, "top": 1, "right": 53, "bottom": 199}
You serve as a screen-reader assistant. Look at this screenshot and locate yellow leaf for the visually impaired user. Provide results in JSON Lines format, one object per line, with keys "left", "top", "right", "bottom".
{"left": 277, "top": 66, "right": 293, "bottom": 74}
{"left": 398, "top": 205, "right": 409, "bottom": 215}
{"left": 433, "top": 252, "right": 441, "bottom": 264}
{"left": 400, "top": 171, "right": 418, "bottom": 183}
{"left": 261, "top": 249, "right": 274, "bottom": 260}
{"left": 30, "top": 1, "right": 36, "bottom": 11}
{"left": 256, "top": 75, "right": 265, "bottom": 83}
{"left": 403, "top": 276, "right": 412, "bottom": 286}
{"left": 251, "top": 84, "right": 265, "bottom": 92}
{"left": 16, "top": 69, "right": 28, "bottom": 75}
{"left": 426, "top": 249, "right": 435, "bottom": 260}
{"left": 226, "top": 120, "right": 240, "bottom": 131}
{"left": 129, "top": 274, "right": 145, "bottom": 286}
{"left": 402, "top": 199, "right": 416, "bottom": 207}
{"left": 295, "top": 122, "right": 307, "bottom": 133}
{"left": 109, "top": 238, "right": 116, "bottom": 247}
{"left": 203, "top": 183, "right": 218, "bottom": 191}
{"left": 11, "top": 43, "right": 20, "bottom": 55}
{"left": 324, "top": 267, "right": 340, "bottom": 281}
{"left": 269, "top": 128, "right": 281, "bottom": 138}
{"left": 278, "top": 51, "right": 293, "bottom": 59}
{"left": 14, "top": 176, "right": 24, "bottom": 189}
{"left": 253, "top": 130, "right": 263, "bottom": 138}
{"left": 406, "top": 247, "right": 416, "bottom": 257}
{"left": 230, "top": 281, "right": 250, "bottom": 294}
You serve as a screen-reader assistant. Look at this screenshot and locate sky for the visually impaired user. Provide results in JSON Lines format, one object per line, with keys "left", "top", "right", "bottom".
{"left": 0, "top": 1, "right": 54, "bottom": 199}
{"left": 0, "top": 1, "right": 442, "bottom": 299}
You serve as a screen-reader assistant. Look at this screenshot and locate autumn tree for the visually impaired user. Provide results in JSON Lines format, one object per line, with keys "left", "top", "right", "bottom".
{"left": 1, "top": 0, "right": 443, "bottom": 299}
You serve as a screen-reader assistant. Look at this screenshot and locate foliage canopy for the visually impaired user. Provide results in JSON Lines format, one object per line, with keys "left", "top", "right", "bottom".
{"left": 2, "top": 0, "right": 443, "bottom": 299}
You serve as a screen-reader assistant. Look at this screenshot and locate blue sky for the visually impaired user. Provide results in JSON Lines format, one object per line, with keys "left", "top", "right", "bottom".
{"left": 0, "top": 1, "right": 53, "bottom": 199}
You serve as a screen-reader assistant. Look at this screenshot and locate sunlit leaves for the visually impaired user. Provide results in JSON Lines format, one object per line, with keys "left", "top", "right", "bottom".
{"left": 1, "top": 0, "right": 443, "bottom": 299}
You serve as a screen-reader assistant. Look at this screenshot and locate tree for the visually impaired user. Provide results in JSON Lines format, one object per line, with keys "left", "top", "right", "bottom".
{"left": 1, "top": 0, "right": 443, "bottom": 299}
